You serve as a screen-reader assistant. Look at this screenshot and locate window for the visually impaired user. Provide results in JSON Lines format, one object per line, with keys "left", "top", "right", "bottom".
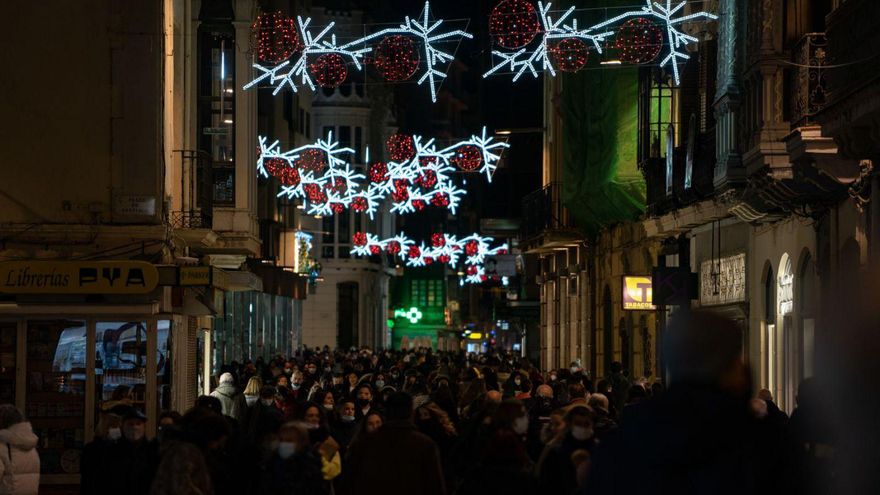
{"left": 197, "top": 30, "right": 235, "bottom": 206}
{"left": 339, "top": 126, "right": 351, "bottom": 149}
{"left": 411, "top": 279, "right": 444, "bottom": 307}
{"left": 354, "top": 127, "right": 363, "bottom": 162}
{"left": 298, "top": 107, "right": 305, "bottom": 135}
{"left": 639, "top": 70, "right": 679, "bottom": 161}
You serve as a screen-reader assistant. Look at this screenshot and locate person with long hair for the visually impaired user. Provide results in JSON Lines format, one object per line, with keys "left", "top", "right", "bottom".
{"left": 149, "top": 442, "right": 213, "bottom": 495}
{"left": 296, "top": 402, "right": 342, "bottom": 484}
{"left": 243, "top": 376, "right": 263, "bottom": 407}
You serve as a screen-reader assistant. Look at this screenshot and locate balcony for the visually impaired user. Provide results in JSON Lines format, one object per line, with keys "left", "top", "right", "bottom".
{"left": 520, "top": 182, "right": 581, "bottom": 252}
{"left": 170, "top": 210, "right": 213, "bottom": 229}
{"left": 789, "top": 33, "right": 828, "bottom": 129}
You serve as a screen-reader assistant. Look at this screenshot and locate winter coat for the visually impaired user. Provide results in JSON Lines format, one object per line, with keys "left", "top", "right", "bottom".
{"left": 340, "top": 419, "right": 445, "bottom": 495}
{"left": 0, "top": 422, "right": 40, "bottom": 495}
{"left": 211, "top": 382, "right": 247, "bottom": 420}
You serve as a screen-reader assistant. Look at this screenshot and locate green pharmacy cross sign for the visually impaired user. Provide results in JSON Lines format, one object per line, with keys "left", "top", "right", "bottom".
{"left": 394, "top": 307, "right": 424, "bottom": 324}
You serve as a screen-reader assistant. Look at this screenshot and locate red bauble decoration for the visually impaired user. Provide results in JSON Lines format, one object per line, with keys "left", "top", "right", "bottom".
{"left": 548, "top": 37, "right": 589, "bottom": 73}
{"left": 374, "top": 35, "right": 420, "bottom": 82}
{"left": 419, "top": 156, "right": 437, "bottom": 168}
{"left": 303, "top": 183, "right": 327, "bottom": 203}
{"left": 412, "top": 200, "right": 427, "bottom": 211}
{"left": 295, "top": 148, "right": 327, "bottom": 174}
{"left": 431, "top": 192, "right": 450, "bottom": 207}
{"left": 351, "top": 197, "right": 368, "bottom": 212}
{"left": 614, "top": 18, "right": 664, "bottom": 64}
{"left": 386, "top": 241, "right": 401, "bottom": 255}
{"left": 253, "top": 12, "right": 301, "bottom": 64}
{"left": 465, "top": 240, "right": 479, "bottom": 256}
{"left": 323, "top": 177, "right": 347, "bottom": 195}
{"left": 386, "top": 134, "right": 416, "bottom": 162}
{"left": 498, "top": 248, "right": 508, "bottom": 255}
{"left": 489, "top": 0, "right": 541, "bottom": 49}
{"left": 330, "top": 203, "right": 345, "bottom": 214}
{"left": 424, "top": 257, "right": 434, "bottom": 265}
{"left": 416, "top": 170, "right": 438, "bottom": 189}
{"left": 431, "top": 233, "right": 446, "bottom": 248}
{"left": 352, "top": 232, "right": 368, "bottom": 246}
{"left": 369, "top": 245, "right": 381, "bottom": 255}
{"left": 264, "top": 157, "right": 287, "bottom": 177}
{"left": 278, "top": 167, "right": 301, "bottom": 187}
{"left": 438, "top": 254, "right": 451, "bottom": 264}
{"left": 407, "top": 246, "right": 421, "bottom": 259}
{"left": 309, "top": 53, "right": 348, "bottom": 88}
{"left": 451, "top": 145, "right": 483, "bottom": 172}
{"left": 391, "top": 179, "right": 410, "bottom": 202}
{"left": 466, "top": 265, "right": 478, "bottom": 275}
{"left": 369, "top": 162, "right": 389, "bottom": 183}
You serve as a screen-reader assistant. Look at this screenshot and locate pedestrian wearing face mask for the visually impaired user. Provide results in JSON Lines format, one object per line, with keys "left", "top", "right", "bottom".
{"left": 242, "top": 386, "right": 284, "bottom": 455}
{"left": 536, "top": 405, "right": 595, "bottom": 495}
{"left": 81, "top": 409, "right": 123, "bottom": 494}
{"left": 331, "top": 399, "right": 358, "bottom": 454}
{"left": 102, "top": 406, "right": 159, "bottom": 495}
{"left": 262, "top": 422, "right": 327, "bottom": 494}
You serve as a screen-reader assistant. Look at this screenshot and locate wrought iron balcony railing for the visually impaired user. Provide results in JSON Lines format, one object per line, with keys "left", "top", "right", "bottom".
{"left": 170, "top": 210, "right": 213, "bottom": 229}
{"left": 790, "top": 33, "right": 828, "bottom": 128}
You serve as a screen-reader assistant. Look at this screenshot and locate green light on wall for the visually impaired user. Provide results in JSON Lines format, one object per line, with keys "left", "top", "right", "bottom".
{"left": 387, "top": 319, "right": 395, "bottom": 329}
{"left": 394, "top": 307, "right": 423, "bottom": 324}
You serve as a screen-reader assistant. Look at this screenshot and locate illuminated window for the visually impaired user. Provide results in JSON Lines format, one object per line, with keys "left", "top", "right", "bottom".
{"left": 411, "top": 279, "right": 444, "bottom": 307}
{"left": 639, "top": 70, "right": 679, "bottom": 161}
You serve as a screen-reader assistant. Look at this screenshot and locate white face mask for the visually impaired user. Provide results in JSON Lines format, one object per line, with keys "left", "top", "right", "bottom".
{"left": 277, "top": 442, "right": 296, "bottom": 459}
{"left": 107, "top": 428, "right": 122, "bottom": 441}
{"left": 291, "top": 383, "right": 301, "bottom": 390}
{"left": 261, "top": 399, "right": 275, "bottom": 407}
{"left": 375, "top": 380, "right": 385, "bottom": 389}
{"left": 341, "top": 415, "right": 355, "bottom": 423}
{"left": 323, "top": 404, "right": 334, "bottom": 411}
{"left": 513, "top": 415, "right": 529, "bottom": 435}
{"left": 514, "top": 378, "right": 521, "bottom": 386}
{"left": 571, "top": 426, "right": 593, "bottom": 441}
{"left": 570, "top": 367, "right": 579, "bottom": 374}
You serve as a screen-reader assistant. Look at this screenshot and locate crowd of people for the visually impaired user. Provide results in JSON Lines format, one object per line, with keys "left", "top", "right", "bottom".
{"left": 0, "top": 313, "right": 836, "bottom": 494}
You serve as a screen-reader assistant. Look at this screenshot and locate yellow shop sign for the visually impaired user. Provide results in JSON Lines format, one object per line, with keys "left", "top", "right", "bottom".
{"left": 0, "top": 261, "right": 159, "bottom": 294}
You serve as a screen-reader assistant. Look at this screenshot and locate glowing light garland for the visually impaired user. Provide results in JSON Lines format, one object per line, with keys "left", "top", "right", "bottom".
{"left": 351, "top": 232, "right": 509, "bottom": 270}
{"left": 257, "top": 127, "right": 509, "bottom": 218}
{"left": 483, "top": 0, "right": 717, "bottom": 85}
{"left": 244, "top": 1, "right": 472, "bottom": 102}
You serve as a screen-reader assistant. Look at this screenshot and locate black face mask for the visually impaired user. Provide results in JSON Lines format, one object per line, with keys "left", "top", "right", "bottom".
{"left": 357, "top": 398, "right": 371, "bottom": 407}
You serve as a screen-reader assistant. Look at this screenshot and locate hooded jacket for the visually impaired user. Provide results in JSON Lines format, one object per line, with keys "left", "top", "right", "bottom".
{"left": 211, "top": 382, "right": 247, "bottom": 420}
{"left": 0, "top": 422, "right": 40, "bottom": 495}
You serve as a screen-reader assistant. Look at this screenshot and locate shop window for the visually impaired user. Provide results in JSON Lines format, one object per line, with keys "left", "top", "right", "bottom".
{"left": 94, "top": 322, "right": 149, "bottom": 420}
{"left": 0, "top": 323, "right": 15, "bottom": 404}
{"left": 29, "top": 320, "right": 86, "bottom": 477}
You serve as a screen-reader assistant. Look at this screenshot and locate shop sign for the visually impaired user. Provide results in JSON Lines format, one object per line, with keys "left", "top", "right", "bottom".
{"left": 0, "top": 261, "right": 159, "bottom": 294}
{"left": 113, "top": 195, "right": 156, "bottom": 216}
{"left": 622, "top": 276, "right": 655, "bottom": 310}
{"left": 700, "top": 253, "right": 746, "bottom": 306}
{"left": 179, "top": 266, "right": 211, "bottom": 286}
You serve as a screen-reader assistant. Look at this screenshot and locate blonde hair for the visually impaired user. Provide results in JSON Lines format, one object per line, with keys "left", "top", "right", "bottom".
{"left": 243, "top": 376, "right": 263, "bottom": 396}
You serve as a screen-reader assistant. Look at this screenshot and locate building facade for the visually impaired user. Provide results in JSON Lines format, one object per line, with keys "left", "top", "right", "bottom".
{"left": 534, "top": 0, "right": 880, "bottom": 412}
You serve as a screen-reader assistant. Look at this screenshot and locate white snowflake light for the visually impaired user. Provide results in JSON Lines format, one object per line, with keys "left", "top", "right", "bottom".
{"left": 351, "top": 231, "right": 508, "bottom": 269}
{"left": 258, "top": 126, "right": 508, "bottom": 218}
{"left": 245, "top": 2, "right": 472, "bottom": 102}
{"left": 484, "top": 0, "right": 717, "bottom": 86}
